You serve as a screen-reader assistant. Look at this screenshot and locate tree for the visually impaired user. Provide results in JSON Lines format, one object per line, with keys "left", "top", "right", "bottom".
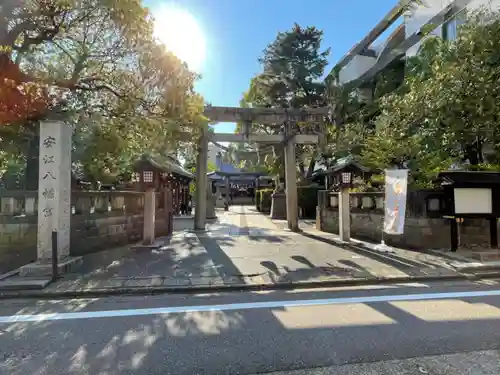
{"left": 0, "top": 0, "right": 205, "bottom": 186}
{"left": 359, "top": 8, "right": 500, "bottom": 187}
{"left": 258, "top": 24, "right": 329, "bottom": 109}
{"left": 240, "top": 24, "right": 330, "bottom": 179}
{"left": 399, "top": 0, "right": 427, "bottom": 13}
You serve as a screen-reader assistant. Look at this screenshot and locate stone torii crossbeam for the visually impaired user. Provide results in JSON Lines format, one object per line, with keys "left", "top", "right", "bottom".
{"left": 193, "top": 106, "right": 329, "bottom": 232}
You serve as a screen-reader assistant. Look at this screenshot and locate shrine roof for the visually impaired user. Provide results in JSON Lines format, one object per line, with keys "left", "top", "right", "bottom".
{"left": 208, "top": 171, "right": 267, "bottom": 179}
{"left": 438, "top": 171, "right": 500, "bottom": 185}
{"left": 134, "top": 154, "right": 194, "bottom": 179}
{"left": 313, "top": 155, "right": 370, "bottom": 176}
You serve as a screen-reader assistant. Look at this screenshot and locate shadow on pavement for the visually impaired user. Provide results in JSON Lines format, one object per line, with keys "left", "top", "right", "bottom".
{"left": 299, "top": 231, "right": 429, "bottom": 271}
{"left": 31, "top": 207, "right": 458, "bottom": 294}
{"left": 3, "top": 283, "right": 500, "bottom": 374}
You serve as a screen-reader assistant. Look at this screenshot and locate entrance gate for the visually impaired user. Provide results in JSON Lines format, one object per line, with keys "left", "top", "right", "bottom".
{"left": 193, "top": 106, "right": 328, "bottom": 232}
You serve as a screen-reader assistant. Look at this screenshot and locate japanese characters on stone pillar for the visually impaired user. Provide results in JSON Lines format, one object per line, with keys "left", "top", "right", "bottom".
{"left": 37, "top": 120, "right": 72, "bottom": 261}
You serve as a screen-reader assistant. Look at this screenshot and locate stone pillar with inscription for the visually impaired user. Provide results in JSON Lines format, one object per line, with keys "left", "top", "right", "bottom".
{"left": 20, "top": 120, "right": 82, "bottom": 277}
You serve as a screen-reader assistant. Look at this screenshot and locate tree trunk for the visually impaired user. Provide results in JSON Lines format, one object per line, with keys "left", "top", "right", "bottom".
{"left": 464, "top": 139, "right": 483, "bottom": 166}
{"left": 305, "top": 152, "right": 316, "bottom": 180}
{"left": 298, "top": 160, "right": 306, "bottom": 179}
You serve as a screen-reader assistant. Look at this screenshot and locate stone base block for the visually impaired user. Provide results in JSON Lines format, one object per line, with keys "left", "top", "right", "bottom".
{"left": 283, "top": 227, "right": 302, "bottom": 233}
{"left": 206, "top": 212, "right": 217, "bottom": 219}
{"left": 270, "top": 193, "right": 287, "bottom": 219}
{"left": 215, "top": 197, "right": 226, "bottom": 208}
{"left": 173, "top": 216, "right": 195, "bottom": 231}
{"left": 205, "top": 193, "right": 217, "bottom": 219}
{"left": 0, "top": 278, "right": 51, "bottom": 291}
{"left": 131, "top": 240, "right": 165, "bottom": 252}
{"left": 316, "top": 207, "right": 322, "bottom": 230}
{"left": 19, "top": 256, "right": 83, "bottom": 277}
{"left": 471, "top": 250, "right": 500, "bottom": 262}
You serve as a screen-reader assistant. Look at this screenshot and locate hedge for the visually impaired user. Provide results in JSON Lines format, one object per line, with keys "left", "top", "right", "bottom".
{"left": 254, "top": 185, "right": 321, "bottom": 218}
{"left": 297, "top": 185, "right": 321, "bottom": 219}
{"left": 256, "top": 188, "right": 273, "bottom": 213}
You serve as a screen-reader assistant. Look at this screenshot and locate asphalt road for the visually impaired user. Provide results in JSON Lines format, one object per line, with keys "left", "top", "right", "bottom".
{"left": 2, "top": 279, "right": 500, "bottom": 375}
{"left": 263, "top": 350, "right": 500, "bottom": 374}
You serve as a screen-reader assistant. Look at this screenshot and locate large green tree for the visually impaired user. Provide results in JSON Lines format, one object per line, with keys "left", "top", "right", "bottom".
{"left": 359, "top": 8, "right": 500, "bottom": 187}
{"left": 239, "top": 24, "right": 330, "bottom": 179}
{"left": 0, "top": 0, "right": 206, "bottom": 187}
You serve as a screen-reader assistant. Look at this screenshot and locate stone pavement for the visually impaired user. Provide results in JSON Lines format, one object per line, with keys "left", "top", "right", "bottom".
{"left": 0, "top": 206, "right": 493, "bottom": 296}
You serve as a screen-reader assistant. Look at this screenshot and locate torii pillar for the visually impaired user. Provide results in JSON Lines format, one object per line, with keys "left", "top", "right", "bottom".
{"left": 225, "top": 177, "right": 231, "bottom": 206}
{"left": 284, "top": 121, "right": 299, "bottom": 232}
{"left": 194, "top": 126, "right": 209, "bottom": 230}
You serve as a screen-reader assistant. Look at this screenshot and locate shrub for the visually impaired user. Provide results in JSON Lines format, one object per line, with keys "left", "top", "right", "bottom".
{"left": 257, "top": 188, "right": 273, "bottom": 213}
{"left": 297, "top": 184, "right": 321, "bottom": 219}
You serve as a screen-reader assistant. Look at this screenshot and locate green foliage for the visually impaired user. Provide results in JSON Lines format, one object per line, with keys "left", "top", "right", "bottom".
{"left": 335, "top": 8, "right": 500, "bottom": 188}
{"left": 256, "top": 188, "right": 273, "bottom": 212}
{"left": 257, "top": 24, "right": 329, "bottom": 109}
{"left": 399, "top": 0, "right": 428, "bottom": 12}
{"left": 255, "top": 188, "right": 261, "bottom": 210}
{"left": 297, "top": 185, "right": 320, "bottom": 218}
{"left": 0, "top": 152, "right": 25, "bottom": 189}
{"left": 188, "top": 161, "right": 216, "bottom": 194}
{"left": 0, "top": 0, "right": 207, "bottom": 185}
{"left": 239, "top": 24, "right": 330, "bottom": 179}
{"left": 373, "top": 60, "right": 405, "bottom": 99}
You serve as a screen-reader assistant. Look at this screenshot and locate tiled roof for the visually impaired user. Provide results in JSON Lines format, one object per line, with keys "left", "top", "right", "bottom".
{"left": 136, "top": 154, "right": 194, "bottom": 179}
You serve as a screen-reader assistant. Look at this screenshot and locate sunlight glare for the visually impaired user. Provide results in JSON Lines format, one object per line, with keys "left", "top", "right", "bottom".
{"left": 152, "top": 4, "right": 206, "bottom": 72}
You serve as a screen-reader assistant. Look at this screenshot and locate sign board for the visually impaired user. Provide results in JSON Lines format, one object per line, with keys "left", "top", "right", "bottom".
{"left": 383, "top": 169, "right": 408, "bottom": 235}
{"left": 454, "top": 188, "right": 492, "bottom": 214}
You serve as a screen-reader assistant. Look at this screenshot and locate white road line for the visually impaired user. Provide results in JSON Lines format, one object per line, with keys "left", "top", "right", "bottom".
{"left": 2, "top": 289, "right": 500, "bottom": 324}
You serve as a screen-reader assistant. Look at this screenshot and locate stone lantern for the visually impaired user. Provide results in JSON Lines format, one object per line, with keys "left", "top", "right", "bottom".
{"left": 315, "top": 156, "right": 371, "bottom": 242}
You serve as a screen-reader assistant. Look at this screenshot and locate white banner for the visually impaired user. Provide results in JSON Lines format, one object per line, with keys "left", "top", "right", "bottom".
{"left": 383, "top": 169, "right": 409, "bottom": 235}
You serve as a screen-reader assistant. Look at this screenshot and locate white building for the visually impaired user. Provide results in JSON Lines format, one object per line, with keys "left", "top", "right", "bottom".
{"left": 329, "top": 0, "right": 500, "bottom": 89}
{"left": 207, "top": 143, "right": 223, "bottom": 168}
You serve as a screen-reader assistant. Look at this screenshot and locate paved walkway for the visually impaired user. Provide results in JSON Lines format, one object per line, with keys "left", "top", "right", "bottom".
{"left": 0, "top": 206, "right": 487, "bottom": 295}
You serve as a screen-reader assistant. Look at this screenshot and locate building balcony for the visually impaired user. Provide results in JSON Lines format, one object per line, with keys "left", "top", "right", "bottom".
{"left": 338, "top": 54, "right": 377, "bottom": 85}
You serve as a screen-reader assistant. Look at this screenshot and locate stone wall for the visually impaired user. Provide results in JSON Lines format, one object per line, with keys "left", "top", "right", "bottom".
{"left": 317, "top": 191, "right": 496, "bottom": 251}
{"left": 70, "top": 210, "right": 170, "bottom": 256}
{"left": 0, "top": 217, "right": 37, "bottom": 275}
{"left": 0, "top": 190, "right": 170, "bottom": 274}
{"left": 232, "top": 196, "right": 254, "bottom": 205}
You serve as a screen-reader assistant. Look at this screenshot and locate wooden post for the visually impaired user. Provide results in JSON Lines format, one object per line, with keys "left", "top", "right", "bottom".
{"left": 225, "top": 177, "right": 230, "bottom": 206}
{"left": 172, "top": 180, "right": 177, "bottom": 214}
{"left": 490, "top": 218, "right": 498, "bottom": 249}
{"left": 176, "top": 180, "right": 181, "bottom": 214}
{"left": 450, "top": 219, "right": 459, "bottom": 252}
{"left": 164, "top": 185, "right": 173, "bottom": 235}
{"left": 180, "top": 182, "right": 185, "bottom": 212}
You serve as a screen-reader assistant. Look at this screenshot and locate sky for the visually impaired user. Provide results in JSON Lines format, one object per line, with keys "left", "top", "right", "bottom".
{"left": 144, "top": 0, "right": 400, "bottom": 134}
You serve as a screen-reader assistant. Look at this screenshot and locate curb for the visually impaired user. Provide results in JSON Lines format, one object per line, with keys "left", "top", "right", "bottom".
{"left": 350, "top": 242, "right": 500, "bottom": 275}
{"left": 0, "top": 273, "right": 480, "bottom": 300}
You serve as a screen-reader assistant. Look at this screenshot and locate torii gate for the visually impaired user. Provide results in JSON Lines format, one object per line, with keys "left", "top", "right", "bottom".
{"left": 193, "top": 106, "right": 328, "bottom": 232}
